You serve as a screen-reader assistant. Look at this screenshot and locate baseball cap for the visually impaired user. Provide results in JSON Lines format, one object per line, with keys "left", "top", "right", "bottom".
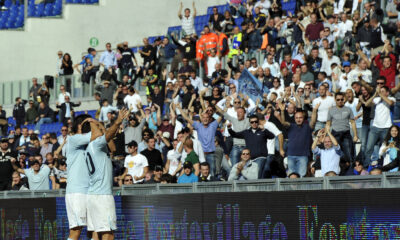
{"left": 342, "top": 61, "right": 351, "bottom": 67}
{"left": 0, "top": 138, "right": 8, "bottom": 143}
{"left": 154, "top": 165, "right": 163, "bottom": 171}
{"left": 126, "top": 140, "right": 138, "bottom": 148}
{"left": 162, "top": 115, "right": 169, "bottom": 121}
{"left": 183, "top": 161, "right": 193, "bottom": 169}
{"left": 31, "top": 160, "right": 40, "bottom": 166}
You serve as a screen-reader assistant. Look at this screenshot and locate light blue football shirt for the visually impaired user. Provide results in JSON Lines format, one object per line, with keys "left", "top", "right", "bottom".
{"left": 65, "top": 133, "right": 91, "bottom": 194}
{"left": 25, "top": 165, "right": 51, "bottom": 190}
{"left": 86, "top": 135, "right": 113, "bottom": 195}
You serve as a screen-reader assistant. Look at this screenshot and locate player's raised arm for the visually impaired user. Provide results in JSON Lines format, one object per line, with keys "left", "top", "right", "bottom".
{"left": 105, "top": 108, "right": 129, "bottom": 142}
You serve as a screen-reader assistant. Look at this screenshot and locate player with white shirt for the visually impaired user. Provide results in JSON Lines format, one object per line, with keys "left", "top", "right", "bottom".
{"left": 86, "top": 108, "right": 129, "bottom": 240}
{"left": 120, "top": 140, "right": 149, "bottom": 184}
{"left": 65, "top": 114, "right": 93, "bottom": 240}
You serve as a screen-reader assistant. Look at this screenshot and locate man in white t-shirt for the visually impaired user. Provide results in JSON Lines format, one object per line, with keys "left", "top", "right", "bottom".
{"left": 312, "top": 84, "right": 336, "bottom": 131}
{"left": 336, "top": 13, "right": 353, "bottom": 39}
{"left": 260, "top": 119, "right": 284, "bottom": 178}
{"left": 289, "top": 74, "right": 306, "bottom": 91}
{"left": 120, "top": 140, "right": 148, "bottom": 184}
{"left": 123, "top": 87, "right": 142, "bottom": 112}
{"left": 178, "top": 1, "right": 196, "bottom": 35}
{"left": 321, "top": 48, "right": 341, "bottom": 77}
{"left": 262, "top": 54, "right": 280, "bottom": 77}
{"left": 57, "top": 85, "right": 71, "bottom": 105}
{"left": 347, "top": 59, "right": 372, "bottom": 87}
{"left": 166, "top": 139, "right": 182, "bottom": 177}
{"left": 206, "top": 49, "right": 220, "bottom": 78}
{"left": 247, "top": 58, "right": 259, "bottom": 74}
{"left": 364, "top": 86, "right": 395, "bottom": 166}
{"left": 254, "top": 0, "right": 271, "bottom": 15}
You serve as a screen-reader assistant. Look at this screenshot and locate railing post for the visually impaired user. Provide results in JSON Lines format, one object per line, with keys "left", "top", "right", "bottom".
{"left": 193, "top": 182, "right": 198, "bottom": 193}
{"left": 71, "top": 76, "right": 75, "bottom": 98}
{"left": 89, "top": 75, "right": 94, "bottom": 98}
{"left": 276, "top": 178, "right": 281, "bottom": 191}
{"left": 232, "top": 180, "right": 237, "bottom": 192}
{"left": 382, "top": 172, "right": 388, "bottom": 188}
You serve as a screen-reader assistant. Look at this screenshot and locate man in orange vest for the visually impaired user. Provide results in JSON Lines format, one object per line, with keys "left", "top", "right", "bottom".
{"left": 196, "top": 26, "right": 218, "bottom": 61}
{"left": 215, "top": 30, "right": 229, "bottom": 57}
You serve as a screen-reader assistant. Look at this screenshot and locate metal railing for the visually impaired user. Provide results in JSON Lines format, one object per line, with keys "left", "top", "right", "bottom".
{"left": 1, "top": 172, "right": 400, "bottom": 199}
{"left": 0, "top": 75, "right": 96, "bottom": 106}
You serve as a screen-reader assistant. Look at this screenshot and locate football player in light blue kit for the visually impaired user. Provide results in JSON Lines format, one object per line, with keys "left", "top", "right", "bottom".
{"left": 65, "top": 114, "right": 95, "bottom": 240}
{"left": 86, "top": 108, "right": 129, "bottom": 240}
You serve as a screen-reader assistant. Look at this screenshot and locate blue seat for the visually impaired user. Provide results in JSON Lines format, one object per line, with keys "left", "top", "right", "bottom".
{"left": 44, "top": 4, "right": 52, "bottom": 16}
{"left": 35, "top": 3, "right": 45, "bottom": 17}
{"left": 52, "top": 7, "right": 62, "bottom": 15}
{"left": 4, "top": 0, "right": 12, "bottom": 8}
{"left": 207, "top": 7, "right": 213, "bottom": 15}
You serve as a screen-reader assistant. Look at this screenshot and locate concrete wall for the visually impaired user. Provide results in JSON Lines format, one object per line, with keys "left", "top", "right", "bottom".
{"left": 0, "top": 0, "right": 225, "bottom": 83}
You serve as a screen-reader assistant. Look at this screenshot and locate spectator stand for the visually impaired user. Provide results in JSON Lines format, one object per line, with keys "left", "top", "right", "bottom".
{"left": 0, "top": 0, "right": 24, "bottom": 29}
{"left": 0, "top": 0, "right": 99, "bottom": 30}
{"left": 27, "top": 0, "right": 62, "bottom": 18}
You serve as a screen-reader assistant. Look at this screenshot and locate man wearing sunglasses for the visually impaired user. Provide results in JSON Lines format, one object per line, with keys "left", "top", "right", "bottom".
{"left": 363, "top": 85, "right": 395, "bottom": 167}
{"left": 228, "top": 115, "right": 281, "bottom": 178}
{"left": 228, "top": 149, "right": 259, "bottom": 181}
{"left": 325, "top": 92, "right": 358, "bottom": 163}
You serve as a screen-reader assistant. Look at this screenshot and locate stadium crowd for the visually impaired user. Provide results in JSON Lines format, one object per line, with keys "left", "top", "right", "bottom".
{"left": 1, "top": 0, "right": 400, "bottom": 190}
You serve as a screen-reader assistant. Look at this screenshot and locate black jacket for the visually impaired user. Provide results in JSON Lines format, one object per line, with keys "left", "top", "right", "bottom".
{"left": 382, "top": 157, "right": 400, "bottom": 172}
{"left": 13, "top": 100, "right": 27, "bottom": 119}
{"left": 56, "top": 101, "right": 81, "bottom": 123}
{"left": 356, "top": 25, "right": 372, "bottom": 44}
{"left": 228, "top": 127, "right": 275, "bottom": 159}
{"left": 38, "top": 106, "right": 54, "bottom": 119}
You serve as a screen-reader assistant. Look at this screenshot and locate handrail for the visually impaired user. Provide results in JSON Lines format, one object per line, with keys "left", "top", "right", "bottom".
{"left": 1, "top": 172, "right": 400, "bottom": 199}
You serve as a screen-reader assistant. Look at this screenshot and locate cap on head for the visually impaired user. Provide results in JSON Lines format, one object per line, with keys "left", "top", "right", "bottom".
{"left": 183, "top": 161, "right": 193, "bottom": 169}
{"left": 154, "top": 165, "right": 163, "bottom": 171}
{"left": 342, "top": 61, "right": 351, "bottom": 67}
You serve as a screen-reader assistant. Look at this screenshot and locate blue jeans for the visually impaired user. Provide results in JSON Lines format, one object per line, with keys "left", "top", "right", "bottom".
{"left": 262, "top": 155, "right": 275, "bottom": 179}
{"left": 254, "top": 157, "right": 267, "bottom": 179}
{"left": 365, "top": 127, "right": 389, "bottom": 167}
{"left": 331, "top": 130, "right": 354, "bottom": 162}
{"left": 205, "top": 153, "right": 215, "bottom": 177}
{"left": 229, "top": 145, "right": 245, "bottom": 167}
{"left": 287, "top": 156, "right": 308, "bottom": 177}
{"left": 361, "top": 124, "right": 370, "bottom": 162}
{"left": 35, "top": 117, "right": 52, "bottom": 131}
{"left": 393, "top": 101, "right": 400, "bottom": 121}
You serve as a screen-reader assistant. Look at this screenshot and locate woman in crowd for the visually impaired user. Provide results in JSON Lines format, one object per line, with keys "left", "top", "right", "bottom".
{"left": 380, "top": 125, "right": 400, "bottom": 172}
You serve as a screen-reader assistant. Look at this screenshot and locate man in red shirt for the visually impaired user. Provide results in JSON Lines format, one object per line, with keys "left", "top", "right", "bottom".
{"left": 305, "top": 13, "right": 324, "bottom": 42}
{"left": 374, "top": 41, "right": 397, "bottom": 89}
{"left": 280, "top": 53, "right": 301, "bottom": 74}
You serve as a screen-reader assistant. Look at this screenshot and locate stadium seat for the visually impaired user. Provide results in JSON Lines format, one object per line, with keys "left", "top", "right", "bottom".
{"left": 4, "top": 0, "right": 12, "bottom": 8}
